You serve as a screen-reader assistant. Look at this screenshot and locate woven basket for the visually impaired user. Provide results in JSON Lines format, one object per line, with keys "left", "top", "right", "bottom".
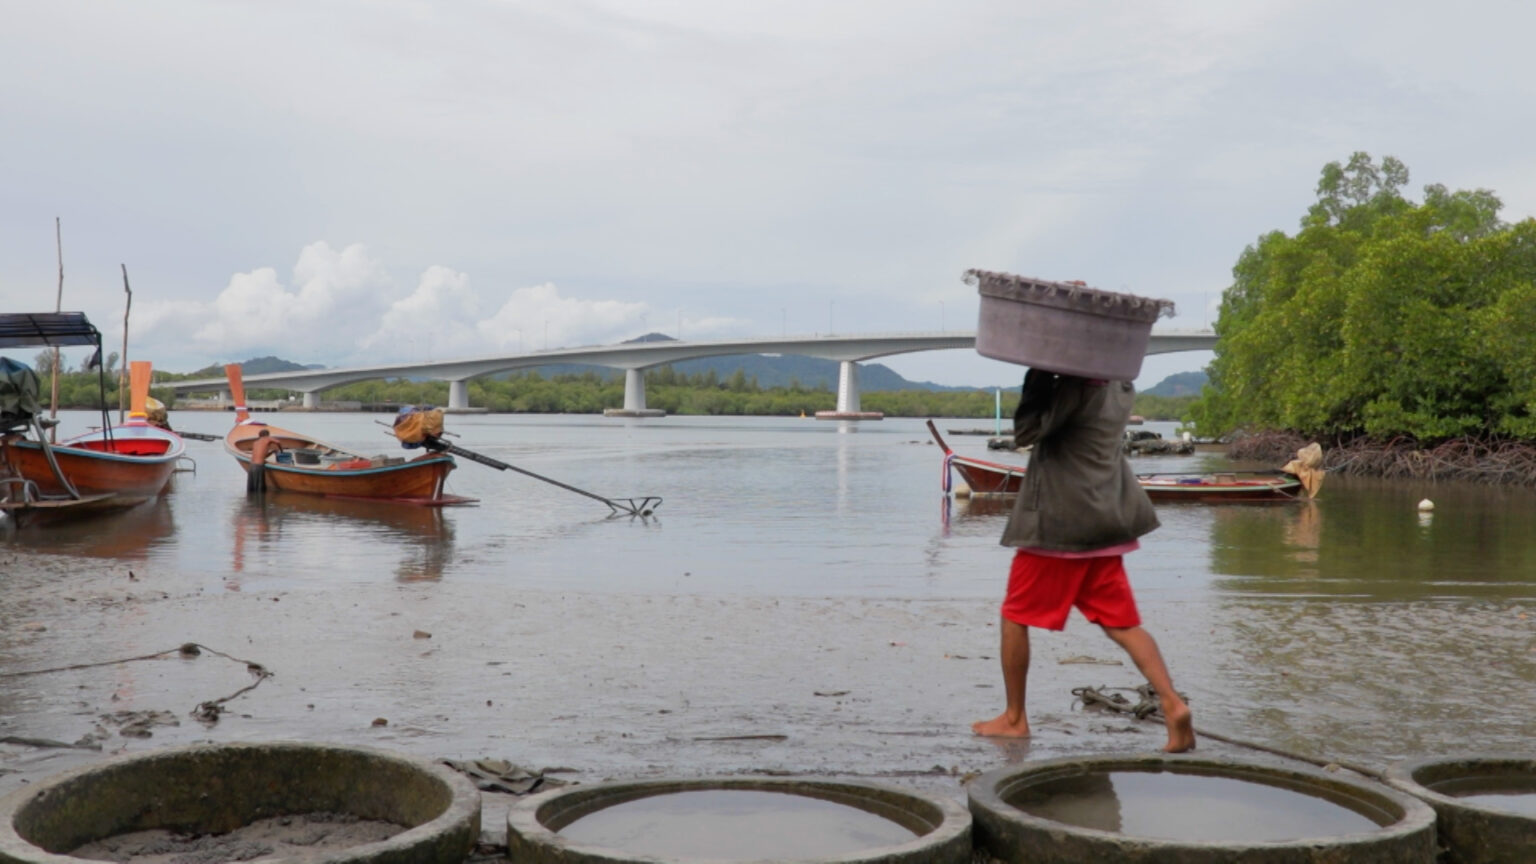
{"left": 968, "top": 270, "right": 1174, "bottom": 380}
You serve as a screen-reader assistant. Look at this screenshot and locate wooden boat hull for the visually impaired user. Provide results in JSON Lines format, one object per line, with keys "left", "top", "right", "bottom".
{"left": 1137, "top": 475, "right": 1303, "bottom": 502}
{"left": 238, "top": 456, "right": 458, "bottom": 501}
{"left": 928, "top": 420, "right": 1025, "bottom": 496}
{"left": 226, "top": 421, "right": 468, "bottom": 504}
{"left": 1, "top": 424, "right": 183, "bottom": 498}
{"left": 950, "top": 453, "right": 1025, "bottom": 496}
{"left": 926, "top": 420, "right": 1302, "bottom": 503}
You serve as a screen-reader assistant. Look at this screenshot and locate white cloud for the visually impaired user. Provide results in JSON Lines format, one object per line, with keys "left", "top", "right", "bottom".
{"left": 183, "top": 242, "right": 393, "bottom": 362}
{"left": 122, "top": 244, "right": 697, "bottom": 369}
{"left": 477, "top": 282, "right": 644, "bottom": 353}
{"left": 363, "top": 264, "right": 480, "bottom": 360}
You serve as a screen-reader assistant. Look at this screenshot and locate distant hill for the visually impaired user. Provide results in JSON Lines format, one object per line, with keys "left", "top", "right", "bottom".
{"left": 187, "top": 356, "right": 324, "bottom": 377}
{"left": 1143, "top": 370, "right": 1208, "bottom": 397}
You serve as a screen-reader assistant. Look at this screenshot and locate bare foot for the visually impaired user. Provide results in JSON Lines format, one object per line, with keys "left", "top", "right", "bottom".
{"left": 972, "top": 712, "right": 1031, "bottom": 738}
{"left": 1161, "top": 700, "right": 1195, "bottom": 753}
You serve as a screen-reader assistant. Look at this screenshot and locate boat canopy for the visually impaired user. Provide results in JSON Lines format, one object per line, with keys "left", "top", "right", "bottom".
{"left": 0, "top": 312, "right": 103, "bottom": 349}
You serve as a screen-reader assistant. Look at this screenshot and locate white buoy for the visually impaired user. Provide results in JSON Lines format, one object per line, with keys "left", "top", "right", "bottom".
{"left": 1417, "top": 498, "right": 1435, "bottom": 511}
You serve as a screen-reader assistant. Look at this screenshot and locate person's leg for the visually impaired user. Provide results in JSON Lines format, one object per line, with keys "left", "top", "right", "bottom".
{"left": 1100, "top": 625, "right": 1195, "bottom": 752}
{"left": 972, "top": 616, "right": 1031, "bottom": 737}
{"left": 974, "top": 551, "right": 1080, "bottom": 738}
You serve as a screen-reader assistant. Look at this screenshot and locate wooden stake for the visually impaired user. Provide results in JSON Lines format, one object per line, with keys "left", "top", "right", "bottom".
{"left": 50, "top": 218, "right": 63, "bottom": 442}
{"left": 120, "top": 264, "right": 133, "bottom": 422}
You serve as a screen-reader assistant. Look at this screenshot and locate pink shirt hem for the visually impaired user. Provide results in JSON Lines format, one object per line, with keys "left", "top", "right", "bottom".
{"left": 1021, "top": 540, "right": 1140, "bottom": 559}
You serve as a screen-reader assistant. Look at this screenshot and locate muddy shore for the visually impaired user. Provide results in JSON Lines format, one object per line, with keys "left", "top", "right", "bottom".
{"left": 2, "top": 546, "right": 1532, "bottom": 851}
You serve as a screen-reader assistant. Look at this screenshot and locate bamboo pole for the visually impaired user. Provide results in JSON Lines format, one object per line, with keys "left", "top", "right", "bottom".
{"left": 119, "top": 264, "right": 132, "bottom": 422}
{"left": 49, "top": 218, "right": 63, "bottom": 442}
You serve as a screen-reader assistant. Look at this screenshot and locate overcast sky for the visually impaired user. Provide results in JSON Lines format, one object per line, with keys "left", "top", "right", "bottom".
{"left": 4, "top": 1, "right": 1533, "bottom": 390}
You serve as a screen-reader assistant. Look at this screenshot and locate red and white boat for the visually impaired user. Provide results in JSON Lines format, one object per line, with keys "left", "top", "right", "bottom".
{"left": 925, "top": 420, "right": 1303, "bottom": 503}
{"left": 1, "top": 313, "right": 185, "bottom": 525}
{"left": 927, "top": 420, "right": 1027, "bottom": 497}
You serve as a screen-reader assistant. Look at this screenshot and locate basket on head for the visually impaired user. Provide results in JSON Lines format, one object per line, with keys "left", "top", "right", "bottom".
{"left": 968, "top": 270, "right": 1175, "bottom": 380}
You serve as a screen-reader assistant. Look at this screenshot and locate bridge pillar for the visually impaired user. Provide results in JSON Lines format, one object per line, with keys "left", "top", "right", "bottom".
{"left": 815, "top": 360, "right": 883, "bottom": 420}
{"left": 449, "top": 379, "right": 469, "bottom": 411}
{"left": 302, "top": 392, "right": 319, "bottom": 409}
{"left": 603, "top": 368, "right": 665, "bottom": 417}
{"left": 624, "top": 368, "right": 647, "bottom": 412}
{"left": 837, "top": 360, "right": 860, "bottom": 413}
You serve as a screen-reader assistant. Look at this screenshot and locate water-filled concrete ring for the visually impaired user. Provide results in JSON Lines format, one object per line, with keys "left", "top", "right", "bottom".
{"left": 507, "top": 775, "right": 972, "bottom": 863}
{"left": 0, "top": 741, "right": 481, "bottom": 864}
{"left": 969, "top": 754, "right": 1436, "bottom": 863}
{"left": 1386, "top": 753, "right": 1535, "bottom": 864}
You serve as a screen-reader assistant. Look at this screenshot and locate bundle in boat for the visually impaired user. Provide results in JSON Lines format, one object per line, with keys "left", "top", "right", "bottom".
{"left": 968, "top": 269, "right": 1175, "bottom": 380}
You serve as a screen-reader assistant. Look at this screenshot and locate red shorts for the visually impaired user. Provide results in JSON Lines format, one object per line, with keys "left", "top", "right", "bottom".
{"left": 1000, "top": 550, "right": 1141, "bottom": 631}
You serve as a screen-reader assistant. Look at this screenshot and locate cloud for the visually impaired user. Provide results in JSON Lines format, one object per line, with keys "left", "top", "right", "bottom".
{"left": 362, "top": 264, "right": 480, "bottom": 359}
{"left": 477, "top": 282, "right": 645, "bottom": 353}
{"left": 180, "top": 242, "right": 393, "bottom": 363}
{"left": 129, "top": 243, "right": 698, "bottom": 370}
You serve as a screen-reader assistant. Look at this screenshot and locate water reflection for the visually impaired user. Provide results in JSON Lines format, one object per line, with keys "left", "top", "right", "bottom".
{"left": 230, "top": 493, "right": 454, "bottom": 585}
{"left": 1007, "top": 771, "right": 1381, "bottom": 841}
{"left": 1283, "top": 500, "right": 1321, "bottom": 563}
{"left": 952, "top": 496, "right": 1014, "bottom": 519}
{"left": 0, "top": 495, "right": 176, "bottom": 560}
{"left": 1208, "top": 475, "right": 1536, "bottom": 598}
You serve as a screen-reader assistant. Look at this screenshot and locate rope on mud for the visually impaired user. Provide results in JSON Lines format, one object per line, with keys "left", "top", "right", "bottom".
{"left": 1071, "top": 685, "right": 1386, "bottom": 782}
{"left": 0, "top": 642, "right": 273, "bottom": 727}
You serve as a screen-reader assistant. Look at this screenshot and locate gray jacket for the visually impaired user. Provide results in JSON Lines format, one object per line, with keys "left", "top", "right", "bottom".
{"left": 1000, "top": 374, "right": 1159, "bottom": 551}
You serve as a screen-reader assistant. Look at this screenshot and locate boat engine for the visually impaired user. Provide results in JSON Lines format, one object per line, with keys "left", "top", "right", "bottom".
{"left": 392, "top": 405, "right": 446, "bottom": 450}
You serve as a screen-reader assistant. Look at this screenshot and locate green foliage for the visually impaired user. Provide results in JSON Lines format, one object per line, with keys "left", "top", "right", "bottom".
{"left": 1132, "top": 394, "right": 1196, "bottom": 422}
{"left": 31, "top": 367, "right": 180, "bottom": 412}
{"left": 1191, "top": 152, "right": 1536, "bottom": 443}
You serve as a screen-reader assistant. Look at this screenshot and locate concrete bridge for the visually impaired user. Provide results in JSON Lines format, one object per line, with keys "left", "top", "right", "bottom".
{"left": 165, "top": 330, "right": 1217, "bottom": 416}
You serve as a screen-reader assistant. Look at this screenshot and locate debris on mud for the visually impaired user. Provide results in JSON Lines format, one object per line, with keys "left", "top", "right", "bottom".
{"left": 441, "top": 757, "right": 570, "bottom": 795}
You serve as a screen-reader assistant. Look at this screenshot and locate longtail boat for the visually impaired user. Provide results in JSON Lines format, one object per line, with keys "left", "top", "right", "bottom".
{"left": 223, "top": 364, "right": 473, "bottom": 505}
{"left": 925, "top": 420, "right": 1304, "bottom": 503}
{"left": 1, "top": 314, "right": 185, "bottom": 525}
{"left": 927, "top": 419, "right": 1027, "bottom": 497}
{"left": 1134, "top": 472, "right": 1304, "bottom": 503}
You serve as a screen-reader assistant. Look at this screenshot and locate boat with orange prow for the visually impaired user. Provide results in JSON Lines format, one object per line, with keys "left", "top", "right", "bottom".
{"left": 222, "top": 364, "right": 473, "bottom": 505}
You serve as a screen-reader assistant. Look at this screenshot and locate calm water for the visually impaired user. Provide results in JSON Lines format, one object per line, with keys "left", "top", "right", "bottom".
{"left": 557, "top": 789, "right": 916, "bottom": 858}
{"left": 15, "top": 412, "right": 1536, "bottom": 601}
{"left": 1007, "top": 769, "right": 1382, "bottom": 841}
{"left": 1431, "top": 776, "right": 1536, "bottom": 817}
{"left": 3, "top": 410, "right": 1535, "bottom": 798}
